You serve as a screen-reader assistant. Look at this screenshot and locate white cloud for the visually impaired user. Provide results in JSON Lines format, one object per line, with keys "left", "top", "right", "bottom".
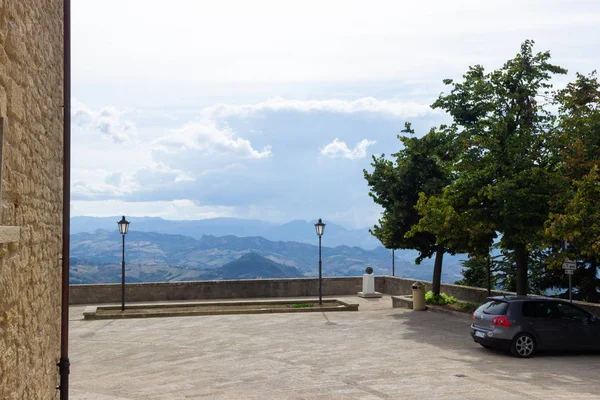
{"left": 320, "top": 138, "right": 377, "bottom": 160}
{"left": 153, "top": 120, "right": 272, "bottom": 159}
{"left": 72, "top": 100, "right": 136, "bottom": 143}
{"left": 132, "top": 162, "right": 195, "bottom": 186}
{"left": 203, "top": 97, "right": 435, "bottom": 119}
{"left": 73, "top": 0, "right": 600, "bottom": 85}
{"left": 72, "top": 163, "right": 194, "bottom": 200}
{"left": 70, "top": 199, "right": 235, "bottom": 220}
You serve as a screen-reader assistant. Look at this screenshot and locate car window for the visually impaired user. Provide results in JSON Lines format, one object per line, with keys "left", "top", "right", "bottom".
{"left": 476, "top": 300, "right": 509, "bottom": 315}
{"left": 556, "top": 303, "right": 590, "bottom": 321}
{"left": 522, "top": 301, "right": 536, "bottom": 317}
{"left": 523, "top": 301, "right": 560, "bottom": 319}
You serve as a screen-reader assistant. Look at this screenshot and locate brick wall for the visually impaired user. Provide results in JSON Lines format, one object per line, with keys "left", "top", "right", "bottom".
{"left": 0, "top": 2, "right": 64, "bottom": 399}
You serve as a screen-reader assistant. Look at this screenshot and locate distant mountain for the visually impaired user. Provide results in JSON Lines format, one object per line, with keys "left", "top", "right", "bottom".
{"left": 260, "top": 219, "right": 379, "bottom": 249}
{"left": 208, "top": 253, "right": 304, "bottom": 279}
{"left": 69, "top": 229, "right": 466, "bottom": 284}
{"left": 70, "top": 216, "right": 381, "bottom": 249}
{"left": 70, "top": 216, "right": 276, "bottom": 240}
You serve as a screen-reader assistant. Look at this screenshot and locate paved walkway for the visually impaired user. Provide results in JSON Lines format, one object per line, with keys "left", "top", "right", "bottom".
{"left": 69, "top": 295, "right": 600, "bottom": 399}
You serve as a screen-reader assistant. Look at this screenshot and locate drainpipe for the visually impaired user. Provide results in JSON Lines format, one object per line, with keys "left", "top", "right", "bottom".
{"left": 57, "top": 0, "right": 71, "bottom": 398}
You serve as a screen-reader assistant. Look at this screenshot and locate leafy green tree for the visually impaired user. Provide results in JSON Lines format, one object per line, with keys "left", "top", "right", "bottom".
{"left": 545, "top": 72, "right": 600, "bottom": 301}
{"left": 420, "top": 40, "right": 566, "bottom": 295}
{"left": 493, "top": 248, "right": 562, "bottom": 295}
{"left": 545, "top": 167, "right": 600, "bottom": 301}
{"left": 364, "top": 123, "right": 455, "bottom": 294}
{"left": 454, "top": 256, "right": 496, "bottom": 290}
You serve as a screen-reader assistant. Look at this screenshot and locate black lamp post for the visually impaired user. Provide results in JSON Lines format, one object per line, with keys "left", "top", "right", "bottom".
{"left": 117, "top": 216, "right": 130, "bottom": 311}
{"left": 314, "top": 218, "right": 325, "bottom": 305}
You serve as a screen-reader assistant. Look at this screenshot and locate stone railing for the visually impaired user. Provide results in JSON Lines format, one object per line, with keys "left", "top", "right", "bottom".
{"left": 70, "top": 275, "right": 600, "bottom": 315}
{"left": 69, "top": 276, "right": 386, "bottom": 305}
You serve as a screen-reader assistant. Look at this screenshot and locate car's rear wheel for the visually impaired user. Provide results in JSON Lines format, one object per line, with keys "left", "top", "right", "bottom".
{"left": 511, "top": 333, "right": 536, "bottom": 358}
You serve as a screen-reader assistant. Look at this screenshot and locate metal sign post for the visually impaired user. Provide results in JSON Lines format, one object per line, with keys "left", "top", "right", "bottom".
{"left": 563, "top": 259, "right": 576, "bottom": 303}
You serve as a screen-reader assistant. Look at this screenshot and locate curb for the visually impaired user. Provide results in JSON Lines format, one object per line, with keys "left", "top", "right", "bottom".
{"left": 426, "top": 304, "right": 473, "bottom": 321}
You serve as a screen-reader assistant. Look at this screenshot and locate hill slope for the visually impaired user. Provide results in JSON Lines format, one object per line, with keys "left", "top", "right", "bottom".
{"left": 70, "top": 216, "right": 381, "bottom": 249}
{"left": 209, "top": 253, "right": 304, "bottom": 279}
{"left": 69, "top": 230, "right": 466, "bottom": 284}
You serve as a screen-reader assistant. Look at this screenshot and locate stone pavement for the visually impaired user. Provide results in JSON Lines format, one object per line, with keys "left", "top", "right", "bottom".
{"left": 69, "top": 295, "right": 600, "bottom": 399}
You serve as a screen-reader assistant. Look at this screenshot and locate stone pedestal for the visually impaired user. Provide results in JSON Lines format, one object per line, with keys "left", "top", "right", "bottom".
{"left": 358, "top": 274, "right": 382, "bottom": 298}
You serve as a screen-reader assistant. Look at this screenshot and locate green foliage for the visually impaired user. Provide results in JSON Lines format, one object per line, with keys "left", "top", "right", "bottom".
{"left": 291, "top": 303, "right": 314, "bottom": 308}
{"left": 454, "top": 256, "right": 496, "bottom": 289}
{"left": 543, "top": 71, "right": 600, "bottom": 301}
{"left": 425, "top": 291, "right": 457, "bottom": 305}
{"left": 364, "top": 123, "right": 456, "bottom": 294}
{"left": 451, "top": 301, "right": 479, "bottom": 314}
{"left": 413, "top": 40, "right": 567, "bottom": 295}
{"left": 546, "top": 166, "right": 600, "bottom": 261}
{"left": 364, "top": 123, "right": 454, "bottom": 258}
{"left": 364, "top": 41, "right": 600, "bottom": 300}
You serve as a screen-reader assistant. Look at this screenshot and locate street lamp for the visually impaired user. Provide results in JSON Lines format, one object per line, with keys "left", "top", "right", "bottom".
{"left": 117, "top": 216, "right": 130, "bottom": 311}
{"left": 314, "top": 218, "right": 325, "bottom": 305}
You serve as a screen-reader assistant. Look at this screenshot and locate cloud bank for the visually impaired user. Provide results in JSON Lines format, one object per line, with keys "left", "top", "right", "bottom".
{"left": 153, "top": 120, "right": 272, "bottom": 159}
{"left": 72, "top": 100, "right": 136, "bottom": 143}
{"left": 203, "top": 97, "right": 437, "bottom": 119}
{"left": 321, "top": 138, "right": 377, "bottom": 160}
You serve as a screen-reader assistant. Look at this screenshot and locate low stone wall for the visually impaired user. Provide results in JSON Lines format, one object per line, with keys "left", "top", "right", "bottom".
{"left": 70, "top": 275, "right": 600, "bottom": 315}
{"left": 384, "top": 276, "right": 600, "bottom": 315}
{"left": 70, "top": 276, "right": 387, "bottom": 305}
{"left": 384, "top": 276, "right": 513, "bottom": 303}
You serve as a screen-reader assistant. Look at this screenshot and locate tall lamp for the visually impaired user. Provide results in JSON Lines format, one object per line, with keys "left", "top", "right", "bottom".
{"left": 314, "top": 218, "right": 326, "bottom": 305}
{"left": 118, "top": 216, "right": 130, "bottom": 311}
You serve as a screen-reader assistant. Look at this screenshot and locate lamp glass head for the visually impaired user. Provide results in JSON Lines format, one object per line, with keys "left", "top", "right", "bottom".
{"left": 314, "top": 218, "right": 325, "bottom": 236}
{"left": 118, "top": 215, "right": 130, "bottom": 235}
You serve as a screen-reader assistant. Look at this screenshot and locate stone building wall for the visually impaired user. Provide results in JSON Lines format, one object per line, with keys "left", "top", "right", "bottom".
{"left": 0, "top": 2, "right": 64, "bottom": 399}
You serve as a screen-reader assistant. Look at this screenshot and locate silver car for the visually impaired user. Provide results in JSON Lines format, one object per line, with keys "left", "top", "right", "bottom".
{"left": 471, "top": 296, "right": 600, "bottom": 357}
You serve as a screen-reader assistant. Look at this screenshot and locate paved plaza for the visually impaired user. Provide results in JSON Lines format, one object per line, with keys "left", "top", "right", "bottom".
{"left": 69, "top": 295, "right": 600, "bottom": 399}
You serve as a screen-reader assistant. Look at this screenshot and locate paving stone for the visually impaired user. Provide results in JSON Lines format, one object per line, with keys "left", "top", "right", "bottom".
{"left": 70, "top": 295, "right": 600, "bottom": 399}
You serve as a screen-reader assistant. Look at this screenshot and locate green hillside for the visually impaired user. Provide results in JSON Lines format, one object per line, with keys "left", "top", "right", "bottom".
{"left": 210, "top": 253, "right": 304, "bottom": 279}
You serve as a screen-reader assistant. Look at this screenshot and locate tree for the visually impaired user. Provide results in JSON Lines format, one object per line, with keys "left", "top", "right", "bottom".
{"left": 454, "top": 256, "right": 497, "bottom": 290}
{"left": 422, "top": 40, "right": 566, "bottom": 295}
{"left": 545, "top": 71, "right": 600, "bottom": 301}
{"left": 545, "top": 166, "right": 600, "bottom": 301}
{"left": 364, "top": 123, "right": 455, "bottom": 294}
{"left": 494, "top": 247, "right": 562, "bottom": 296}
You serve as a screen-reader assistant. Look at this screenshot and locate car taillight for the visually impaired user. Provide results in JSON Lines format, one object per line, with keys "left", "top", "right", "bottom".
{"left": 472, "top": 313, "right": 476, "bottom": 320}
{"left": 492, "top": 316, "right": 511, "bottom": 327}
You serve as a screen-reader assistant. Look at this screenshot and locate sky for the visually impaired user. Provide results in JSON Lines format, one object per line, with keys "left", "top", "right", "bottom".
{"left": 71, "top": 0, "right": 600, "bottom": 229}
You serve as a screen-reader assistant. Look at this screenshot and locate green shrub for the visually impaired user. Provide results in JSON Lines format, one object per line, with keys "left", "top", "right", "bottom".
{"left": 292, "top": 303, "right": 314, "bottom": 308}
{"left": 425, "top": 291, "right": 457, "bottom": 305}
{"left": 453, "top": 301, "right": 479, "bottom": 313}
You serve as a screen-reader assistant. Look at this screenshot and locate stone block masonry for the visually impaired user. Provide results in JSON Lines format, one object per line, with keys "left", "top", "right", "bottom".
{"left": 0, "top": 2, "right": 64, "bottom": 399}
{"left": 70, "top": 276, "right": 600, "bottom": 316}
{"left": 69, "top": 277, "right": 387, "bottom": 304}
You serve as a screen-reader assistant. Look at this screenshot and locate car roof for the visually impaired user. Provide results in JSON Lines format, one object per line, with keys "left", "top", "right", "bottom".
{"left": 486, "top": 295, "right": 564, "bottom": 303}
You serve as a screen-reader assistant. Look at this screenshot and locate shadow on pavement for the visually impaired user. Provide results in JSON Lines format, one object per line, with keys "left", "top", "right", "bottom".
{"left": 389, "top": 309, "right": 600, "bottom": 398}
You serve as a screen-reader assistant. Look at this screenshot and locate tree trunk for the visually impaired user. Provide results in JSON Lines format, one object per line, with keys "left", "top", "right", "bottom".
{"left": 579, "top": 261, "right": 598, "bottom": 303}
{"left": 514, "top": 245, "right": 528, "bottom": 296}
{"left": 432, "top": 244, "right": 444, "bottom": 295}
